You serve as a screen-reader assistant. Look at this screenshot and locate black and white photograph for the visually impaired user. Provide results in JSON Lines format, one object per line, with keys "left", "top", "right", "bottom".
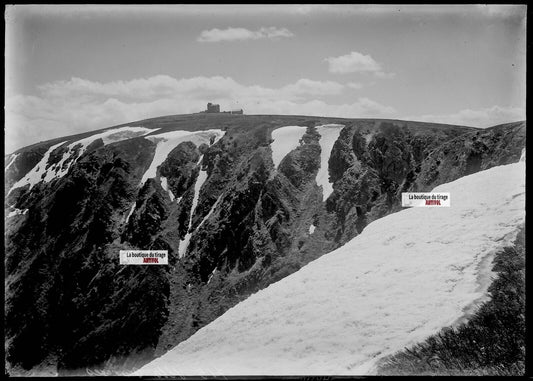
{"left": 4, "top": 4, "right": 526, "bottom": 377}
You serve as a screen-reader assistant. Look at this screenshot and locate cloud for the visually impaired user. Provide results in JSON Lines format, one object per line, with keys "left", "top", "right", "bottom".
{"left": 37, "top": 75, "right": 241, "bottom": 101}
{"left": 405, "top": 105, "right": 525, "bottom": 127}
{"left": 197, "top": 26, "right": 293, "bottom": 42}
{"left": 374, "top": 71, "right": 396, "bottom": 79}
{"left": 326, "top": 51, "right": 380, "bottom": 73}
{"left": 347, "top": 82, "right": 363, "bottom": 89}
{"left": 35, "top": 76, "right": 345, "bottom": 102}
{"left": 326, "top": 51, "right": 394, "bottom": 78}
{"left": 5, "top": 75, "right": 396, "bottom": 153}
{"left": 281, "top": 79, "right": 345, "bottom": 96}
{"left": 6, "top": 75, "right": 523, "bottom": 153}
{"left": 249, "top": 98, "right": 395, "bottom": 118}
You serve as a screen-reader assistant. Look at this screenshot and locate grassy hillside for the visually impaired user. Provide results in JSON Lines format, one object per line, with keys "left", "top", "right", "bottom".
{"left": 8, "top": 113, "right": 480, "bottom": 156}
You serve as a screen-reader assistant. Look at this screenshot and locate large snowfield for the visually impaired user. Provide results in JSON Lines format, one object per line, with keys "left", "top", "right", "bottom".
{"left": 133, "top": 157, "right": 525, "bottom": 376}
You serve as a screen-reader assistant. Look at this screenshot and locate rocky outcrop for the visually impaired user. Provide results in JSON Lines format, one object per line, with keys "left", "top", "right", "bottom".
{"left": 5, "top": 137, "right": 169, "bottom": 372}
{"left": 414, "top": 121, "right": 525, "bottom": 190}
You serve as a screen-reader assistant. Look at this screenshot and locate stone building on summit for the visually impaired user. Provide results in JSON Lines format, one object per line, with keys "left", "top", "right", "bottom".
{"left": 203, "top": 103, "right": 244, "bottom": 114}
{"left": 206, "top": 103, "right": 220, "bottom": 113}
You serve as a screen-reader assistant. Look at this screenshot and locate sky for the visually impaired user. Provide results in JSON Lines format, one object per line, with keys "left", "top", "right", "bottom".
{"left": 4, "top": 4, "right": 527, "bottom": 153}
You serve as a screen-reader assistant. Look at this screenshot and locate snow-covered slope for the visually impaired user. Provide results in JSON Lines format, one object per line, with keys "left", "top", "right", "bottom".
{"left": 140, "top": 129, "right": 224, "bottom": 185}
{"left": 6, "top": 207, "right": 28, "bottom": 218}
{"left": 270, "top": 126, "right": 307, "bottom": 168}
{"left": 133, "top": 159, "right": 525, "bottom": 376}
{"left": 134, "top": 129, "right": 225, "bottom": 241}
{"left": 315, "top": 124, "right": 344, "bottom": 200}
{"left": 43, "top": 126, "right": 157, "bottom": 184}
{"left": 8, "top": 126, "right": 156, "bottom": 195}
{"left": 7, "top": 141, "right": 67, "bottom": 194}
{"left": 160, "top": 176, "right": 176, "bottom": 201}
{"left": 178, "top": 158, "right": 208, "bottom": 258}
{"left": 270, "top": 124, "right": 344, "bottom": 199}
{"left": 121, "top": 129, "right": 225, "bottom": 258}
{"left": 5, "top": 153, "right": 19, "bottom": 172}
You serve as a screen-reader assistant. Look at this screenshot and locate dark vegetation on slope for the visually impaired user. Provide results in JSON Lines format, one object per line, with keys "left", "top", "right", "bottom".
{"left": 378, "top": 225, "right": 525, "bottom": 376}
{"left": 414, "top": 120, "right": 525, "bottom": 190}
{"left": 3, "top": 114, "right": 525, "bottom": 375}
{"left": 5, "top": 138, "right": 170, "bottom": 372}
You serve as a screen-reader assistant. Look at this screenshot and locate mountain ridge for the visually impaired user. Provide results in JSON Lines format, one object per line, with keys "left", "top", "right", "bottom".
{"left": 7, "top": 113, "right": 485, "bottom": 157}
{"left": 4, "top": 113, "right": 526, "bottom": 375}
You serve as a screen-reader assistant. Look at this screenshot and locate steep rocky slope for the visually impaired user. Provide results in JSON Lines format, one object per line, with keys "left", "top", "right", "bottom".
{"left": 133, "top": 155, "right": 525, "bottom": 376}
{"left": 4, "top": 114, "right": 525, "bottom": 375}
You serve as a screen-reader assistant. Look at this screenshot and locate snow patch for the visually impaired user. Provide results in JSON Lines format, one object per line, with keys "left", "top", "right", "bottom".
{"left": 197, "top": 194, "right": 224, "bottom": 231}
{"left": 160, "top": 176, "right": 176, "bottom": 201}
{"left": 191, "top": 169, "right": 207, "bottom": 213}
{"left": 133, "top": 160, "right": 525, "bottom": 376}
{"left": 102, "top": 127, "right": 160, "bottom": 145}
{"left": 8, "top": 126, "right": 156, "bottom": 195}
{"left": 309, "top": 224, "right": 316, "bottom": 235}
{"left": 179, "top": 233, "right": 193, "bottom": 259}
{"left": 8, "top": 141, "right": 67, "bottom": 195}
{"left": 5, "top": 153, "right": 19, "bottom": 172}
{"left": 141, "top": 129, "right": 225, "bottom": 185}
{"left": 46, "top": 126, "right": 156, "bottom": 184}
{"left": 520, "top": 148, "right": 525, "bottom": 162}
{"left": 178, "top": 156, "right": 209, "bottom": 258}
{"left": 124, "top": 203, "right": 136, "bottom": 224}
{"left": 7, "top": 208, "right": 28, "bottom": 218}
{"left": 207, "top": 268, "right": 218, "bottom": 285}
{"left": 315, "top": 124, "right": 344, "bottom": 200}
{"left": 270, "top": 126, "right": 307, "bottom": 168}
